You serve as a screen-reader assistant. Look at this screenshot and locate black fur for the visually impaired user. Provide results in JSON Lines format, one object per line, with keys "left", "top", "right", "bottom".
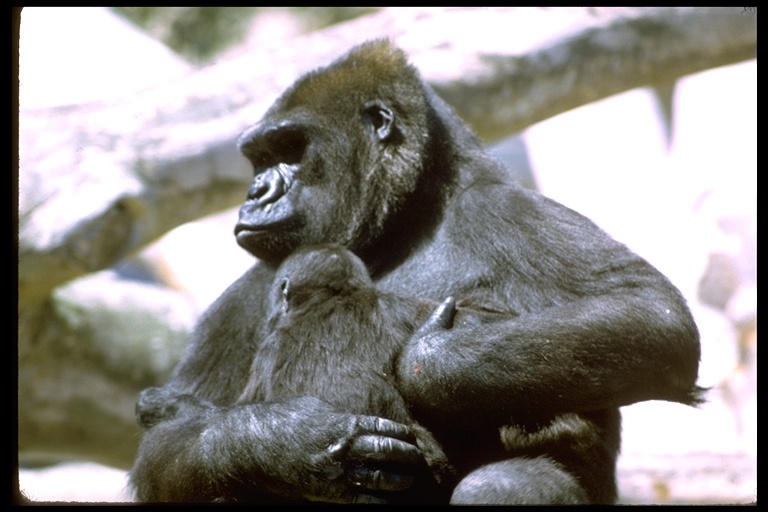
{"left": 237, "top": 245, "right": 462, "bottom": 503}
{"left": 130, "top": 40, "right": 704, "bottom": 504}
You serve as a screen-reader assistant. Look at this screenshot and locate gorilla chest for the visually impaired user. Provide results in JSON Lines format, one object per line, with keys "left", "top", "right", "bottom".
{"left": 375, "top": 243, "right": 499, "bottom": 303}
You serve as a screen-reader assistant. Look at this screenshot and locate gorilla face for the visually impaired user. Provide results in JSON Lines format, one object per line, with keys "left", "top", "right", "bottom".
{"left": 234, "top": 117, "right": 326, "bottom": 262}
{"left": 234, "top": 41, "right": 430, "bottom": 264}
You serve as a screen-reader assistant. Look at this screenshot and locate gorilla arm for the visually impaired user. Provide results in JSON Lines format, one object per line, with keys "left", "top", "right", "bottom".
{"left": 395, "top": 186, "right": 705, "bottom": 425}
{"left": 397, "top": 291, "right": 703, "bottom": 425}
{"left": 131, "top": 396, "right": 423, "bottom": 503}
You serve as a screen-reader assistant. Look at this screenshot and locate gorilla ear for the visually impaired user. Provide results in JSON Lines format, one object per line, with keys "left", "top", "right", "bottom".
{"left": 364, "top": 101, "right": 395, "bottom": 142}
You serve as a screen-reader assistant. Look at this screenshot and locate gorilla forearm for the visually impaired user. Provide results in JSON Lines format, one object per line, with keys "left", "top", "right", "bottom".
{"left": 131, "top": 395, "right": 427, "bottom": 503}
{"left": 132, "top": 404, "right": 258, "bottom": 502}
{"left": 131, "top": 400, "right": 312, "bottom": 502}
{"left": 397, "top": 291, "right": 703, "bottom": 423}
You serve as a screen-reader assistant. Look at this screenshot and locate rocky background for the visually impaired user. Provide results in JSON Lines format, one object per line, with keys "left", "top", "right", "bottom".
{"left": 16, "top": 7, "right": 755, "bottom": 504}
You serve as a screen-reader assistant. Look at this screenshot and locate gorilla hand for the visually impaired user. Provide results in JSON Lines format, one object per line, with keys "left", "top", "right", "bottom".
{"left": 260, "top": 397, "right": 427, "bottom": 504}
{"left": 131, "top": 394, "right": 427, "bottom": 503}
{"left": 395, "top": 297, "right": 460, "bottom": 416}
{"left": 212, "top": 397, "right": 426, "bottom": 503}
{"left": 420, "top": 296, "right": 457, "bottom": 332}
{"left": 398, "top": 296, "right": 456, "bottom": 372}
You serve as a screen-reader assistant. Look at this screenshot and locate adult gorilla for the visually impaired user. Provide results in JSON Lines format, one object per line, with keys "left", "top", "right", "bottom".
{"left": 130, "top": 40, "right": 704, "bottom": 504}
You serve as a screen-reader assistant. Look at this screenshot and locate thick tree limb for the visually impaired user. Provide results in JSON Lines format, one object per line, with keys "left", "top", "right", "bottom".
{"left": 18, "top": 270, "right": 198, "bottom": 469}
{"left": 18, "top": 7, "right": 756, "bottom": 306}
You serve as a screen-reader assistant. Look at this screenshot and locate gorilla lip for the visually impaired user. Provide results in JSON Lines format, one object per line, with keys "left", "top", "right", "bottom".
{"left": 235, "top": 219, "right": 297, "bottom": 246}
{"left": 235, "top": 228, "right": 271, "bottom": 254}
{"left": 235, "top": 224, "right": 272, "bottom": 238}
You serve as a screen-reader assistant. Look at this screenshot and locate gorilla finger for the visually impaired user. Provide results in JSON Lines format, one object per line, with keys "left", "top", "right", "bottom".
{"left": 349, "top": 465, "right": 415, "bottom": 492}
{"left": 350, "top": 434, "right": 424, "bottom": 465}
{"left": 356, "top": 416, "right": 416, "bottom": 443}
{"left": 419, "top": 296, "right": 456, "bottom": 333}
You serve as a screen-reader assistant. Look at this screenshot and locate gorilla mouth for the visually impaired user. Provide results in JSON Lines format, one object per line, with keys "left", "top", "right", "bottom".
{"left": 235, "top": 223, "right": 280, "bottom": 241}
{"left": 235, "top": 222, "right": 306, "bottom": 262}
{"left": 234, "top": 219, "right": 298, "bottom": 236}
{"left": 235, "top": 219, "right": 302, "bottom": 251}
{"left": 234, "top": 226, "right": 279, "bottom": 256}
{"left": 234, "top": 223, "right": 263, "bottom": 236}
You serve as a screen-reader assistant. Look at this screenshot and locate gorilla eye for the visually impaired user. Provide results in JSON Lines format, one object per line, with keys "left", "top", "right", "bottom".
{"left": 251, "top": 153, "right": 271, "bottom": 169}
{"left": 271, "top": 130, "right": 307, "bottom": 166}
{"left": 363, "top": 101, "right": 395, "bottom": 142}
{"left": 280, "top": 278, "right": 291, "bottom": 300}
{"left": 248, "top": 129, "right": 308, "bottom": 173}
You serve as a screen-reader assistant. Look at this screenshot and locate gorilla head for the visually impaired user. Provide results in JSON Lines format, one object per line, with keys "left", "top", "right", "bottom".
{"left": 235, "top": 41, "right": 439, "bottom": 264}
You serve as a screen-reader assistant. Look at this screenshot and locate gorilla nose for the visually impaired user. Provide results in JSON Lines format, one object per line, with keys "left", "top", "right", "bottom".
{"left": 249, "top": 165, "right": 294, "bottom": 205}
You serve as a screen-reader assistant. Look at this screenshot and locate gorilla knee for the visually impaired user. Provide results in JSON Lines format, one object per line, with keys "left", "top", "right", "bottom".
{"left": 450, "top": 457, "right": 589, "bottom": 505}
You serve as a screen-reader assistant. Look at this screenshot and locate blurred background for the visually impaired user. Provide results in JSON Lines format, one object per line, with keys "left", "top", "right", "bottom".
{"left": 16, "top": 7, "right": 755, "bottom": 504}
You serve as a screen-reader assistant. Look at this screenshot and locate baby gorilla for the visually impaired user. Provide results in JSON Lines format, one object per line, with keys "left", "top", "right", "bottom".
{"left": 237, "top": 244, "right": 494, "bottom": 503}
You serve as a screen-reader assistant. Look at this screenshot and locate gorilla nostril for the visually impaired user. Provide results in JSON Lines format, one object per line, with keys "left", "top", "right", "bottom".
{"left": 250, "top": 168, "right": 287, "bottom": 205}
{"left": 253, "top": 182, "right": 270, "bottom": 199}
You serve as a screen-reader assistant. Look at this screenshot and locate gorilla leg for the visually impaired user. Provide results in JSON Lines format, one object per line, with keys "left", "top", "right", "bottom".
{"left": 449, "top": 457, "right": 589, "bottom": 505}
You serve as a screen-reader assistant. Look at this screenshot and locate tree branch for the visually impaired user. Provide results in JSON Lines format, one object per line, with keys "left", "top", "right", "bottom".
{"left": 18, "top": 8, "right": 755, "bottom": 306}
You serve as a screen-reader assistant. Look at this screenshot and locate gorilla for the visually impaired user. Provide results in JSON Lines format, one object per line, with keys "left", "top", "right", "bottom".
{"left": 238, "top": 244, "right": 460, "bottom": 503}
{"left": 130, "top": 39, "right": 704, "bottom": 504}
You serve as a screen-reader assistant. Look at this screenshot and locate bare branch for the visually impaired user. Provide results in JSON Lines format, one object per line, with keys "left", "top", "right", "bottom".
{"left": 18, "top": 8, "right": 755, "bottom": 304}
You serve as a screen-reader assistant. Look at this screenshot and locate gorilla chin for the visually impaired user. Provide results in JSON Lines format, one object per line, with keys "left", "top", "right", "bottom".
{"left": 235, "top": 194, "right": 305, "bottom": 260}
{"left": 234, "top": 227, "right": 268, "bottom": 253}
{"left": 234, "top": 225, "right": 303, "bottom": 263}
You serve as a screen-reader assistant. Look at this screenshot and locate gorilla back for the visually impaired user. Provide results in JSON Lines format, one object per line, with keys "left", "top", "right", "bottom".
{"left": 130, "top": 40, "right": 703, "bottom": 504}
